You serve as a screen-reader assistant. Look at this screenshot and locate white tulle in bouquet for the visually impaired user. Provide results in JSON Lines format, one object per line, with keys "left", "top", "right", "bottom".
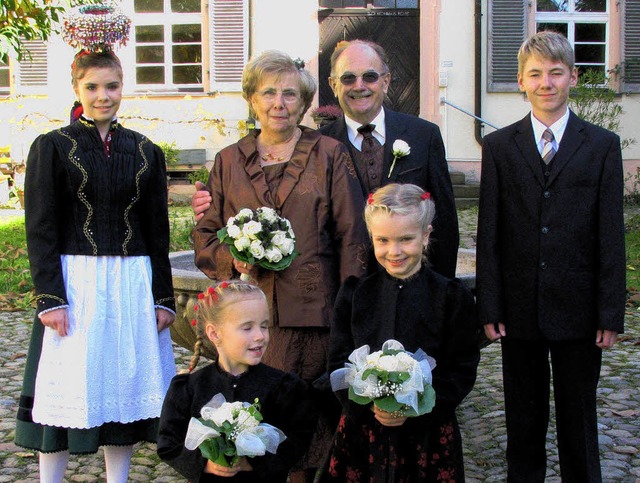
{"left": 185, "top": 393, "right": 286, "bottom": 467}
{"left": 330, "top": 339, "right": 437, "bottom": 417}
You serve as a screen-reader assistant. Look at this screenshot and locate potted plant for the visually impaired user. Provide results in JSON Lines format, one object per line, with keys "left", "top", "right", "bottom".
{"left": 310, "top": 104, "right": 343, "bottom": 128}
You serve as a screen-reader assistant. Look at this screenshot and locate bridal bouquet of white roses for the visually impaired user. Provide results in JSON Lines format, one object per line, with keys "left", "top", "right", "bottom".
{"left": 217, "top": 207, "right": 298, "bottom": 272}
{"left": 330, "top": 339, "right": 436, "bottom": 417}
{"left": 185, "top": 394, "right": 286, "bottom": 467}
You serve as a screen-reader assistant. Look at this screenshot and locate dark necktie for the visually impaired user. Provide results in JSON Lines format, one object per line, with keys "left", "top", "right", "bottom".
{"left": 357, "top": 124, "right": 380, "bottom": 151}
{"left": 541, "top": 128, "right": 556, "bottom": 165}
{"left": 355, "top": 124, "right": 384, "bottom": 193}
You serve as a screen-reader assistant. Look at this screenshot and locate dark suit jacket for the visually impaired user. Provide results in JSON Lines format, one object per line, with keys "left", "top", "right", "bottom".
{"left": 476, "top": 111, "right": 625, "bottom": 340}
{"left": 320, "top": 108, "right": 459, "bottom": 278}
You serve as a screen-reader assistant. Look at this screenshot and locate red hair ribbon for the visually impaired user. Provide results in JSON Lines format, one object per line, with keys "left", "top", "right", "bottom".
{"left": 421, "top": 192, "right": 431, "bottom": 200}
{"left": 367, "top": 193, "right": 375, "bottom": 205}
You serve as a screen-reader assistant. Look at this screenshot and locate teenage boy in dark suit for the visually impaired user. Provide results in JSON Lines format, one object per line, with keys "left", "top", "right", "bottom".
{"left": 476, "top": 31, "right": 625, "bottom": 482}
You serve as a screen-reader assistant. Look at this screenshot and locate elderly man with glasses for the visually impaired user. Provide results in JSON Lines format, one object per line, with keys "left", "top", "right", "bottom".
{"left": 192, "top": 39, "right": 458, "bottom": 278}
{"left": 320, "top": 39, "right": 459, "bottom": 278}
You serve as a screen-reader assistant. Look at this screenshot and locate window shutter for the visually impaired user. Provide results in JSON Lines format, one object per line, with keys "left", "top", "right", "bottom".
{"left": 487, "top": 0, "right": 527, "bottom": 92}
{"left": 209, "top": 0, "right": 248, "bottom": 92}
{"left": 17, "top": 40, "right": 48, "bottom": 93}
{"left": 623, "top": 0, "right": 640, "bottom": 93}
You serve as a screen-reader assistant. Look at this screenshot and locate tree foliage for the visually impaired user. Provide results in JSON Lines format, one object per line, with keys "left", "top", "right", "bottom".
{"left": 0, "top": 0, "right": 95, "bottom": 64}
{"left": 569, "top": 69, "right": 636, "bottom": 151}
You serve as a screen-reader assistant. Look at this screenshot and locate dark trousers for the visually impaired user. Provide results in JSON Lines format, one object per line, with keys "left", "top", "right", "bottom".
{"left": 501, "top": 337, "right": 602, "bottom": 483}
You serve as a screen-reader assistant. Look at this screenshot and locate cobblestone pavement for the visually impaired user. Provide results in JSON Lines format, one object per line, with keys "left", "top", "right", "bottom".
{"left": 1, "top": 207, "right": 639, "bottom": 481}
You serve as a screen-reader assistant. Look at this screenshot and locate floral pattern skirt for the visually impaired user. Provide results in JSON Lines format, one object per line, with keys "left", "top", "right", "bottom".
{"left": 321, "top": 411, "right": 465, "bottom": 483}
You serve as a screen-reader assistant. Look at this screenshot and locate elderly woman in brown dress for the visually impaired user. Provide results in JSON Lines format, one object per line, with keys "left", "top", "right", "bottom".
{"left": 193, "top": 50, "right": 369, "bottom": 483}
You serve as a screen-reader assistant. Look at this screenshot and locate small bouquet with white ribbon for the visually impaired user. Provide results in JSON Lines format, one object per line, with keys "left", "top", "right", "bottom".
{"left": 185, "top": 393, "right": 286, "bottom": 467}
{"left": 330, "top": 339, "right": 436, "bottom": 417}
{"left": 217, "top": 207, "right": 298, "bottom": 279}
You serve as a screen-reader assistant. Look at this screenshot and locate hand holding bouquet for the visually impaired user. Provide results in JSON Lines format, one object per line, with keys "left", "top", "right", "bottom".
{"left": 330, "top": 339, "right": 436, "bottom": 417}
{"left": 217, "top": 207, "right": 298, "bottom": 276}
{"left": 185, "top": 393, "right": 286, "bottom": 467}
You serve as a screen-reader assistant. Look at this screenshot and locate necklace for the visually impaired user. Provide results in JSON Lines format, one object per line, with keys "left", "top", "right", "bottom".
{"left": 257, "top": 128, "right": 302, "bottom": 165}
{"left": 260, "top": 152, "right": 287, "bottom": 162}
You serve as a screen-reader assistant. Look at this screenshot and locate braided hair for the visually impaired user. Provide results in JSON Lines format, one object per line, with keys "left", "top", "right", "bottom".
{"left": 187, "top": 280, "right": 268, "bottom": 372}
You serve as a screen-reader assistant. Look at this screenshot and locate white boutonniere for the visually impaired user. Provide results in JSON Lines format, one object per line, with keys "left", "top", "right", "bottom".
{"left": 388, "top": 140, "right": 411, "bottom": 178}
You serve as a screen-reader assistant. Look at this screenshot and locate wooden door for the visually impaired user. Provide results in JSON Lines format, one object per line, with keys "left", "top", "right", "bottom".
{"left": 318, "top": 9, "right": 420, "bottom": 116}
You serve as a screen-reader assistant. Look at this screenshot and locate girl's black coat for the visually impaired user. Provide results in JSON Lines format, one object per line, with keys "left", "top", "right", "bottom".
{"left": 157, "top": 362, "right": 317, "bottom": 482}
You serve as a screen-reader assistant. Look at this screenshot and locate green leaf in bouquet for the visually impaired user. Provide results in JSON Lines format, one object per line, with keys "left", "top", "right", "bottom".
{"left": 373, "top": 395, "right": 404, "bottom": 413}
{"left": 257, "top": 250, "right": 300, "bottom": 271}
{"left": 348, "top": 386, "right": 373, "bottom": 406}
{"left": 217, "top": 227, "right": 229, "bottom": 243}
{"left": 199, "top": 438, "right": 230, "bottom": 467}
{"left": 228, "top": 245, "right": 254, "bottom": 265}
{"left": 395, "top": 384, "right": 437, "bottom": 417}
{"left": 416, "top": 384, "right": 436, "bottom": 415}
{"left": 388, "top": 371, "right": 411, "bottom": 384}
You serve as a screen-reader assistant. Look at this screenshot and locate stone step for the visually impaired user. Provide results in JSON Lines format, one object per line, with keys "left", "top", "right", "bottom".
{"left": 450, "top": 170, "right": 479, "bottom": 207}
{"left": 450, "top": 171, "right": 466, "bottom": 185}
{"left": 453, "top": 183, "right": 480, "bottom": 198}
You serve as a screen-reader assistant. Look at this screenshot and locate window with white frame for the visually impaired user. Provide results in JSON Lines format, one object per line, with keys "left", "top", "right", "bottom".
{"left": 536, "top": 0, "right": 608, "bottom": 76}
{"left": 132, "top": 0, "right": 203, "bottom": 91}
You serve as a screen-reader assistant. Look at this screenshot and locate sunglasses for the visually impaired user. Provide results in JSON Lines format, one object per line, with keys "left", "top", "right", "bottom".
{"left": 336, "top": 71, "right": 388, "bottom": 86}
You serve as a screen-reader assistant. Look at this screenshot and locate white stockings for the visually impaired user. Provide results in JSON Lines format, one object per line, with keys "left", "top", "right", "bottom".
{"left": 39, "top": 445, "right": 134, "bottom": 483}
{"left": 39, "top": 450, "right": 69, "bottom": 483}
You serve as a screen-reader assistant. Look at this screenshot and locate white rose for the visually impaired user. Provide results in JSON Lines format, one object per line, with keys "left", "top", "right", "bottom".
{"left": 277, "top": 237, "right": 295, "bottom": 256}
{"left": 366, "top": 350, "right": 383, "bottom": 367}
{"left": 395, "top": 352, "right": 416, "bottom": 372}
{"left": 250, "top": 240, "right": 265, "bottom": 259}
{"left": 242, "top": 220, "right": 263, "bottom": 238}
{"left": 258, "top": 207, "right": 277, "bottom": 223}
{"left": 227, "top": 224, "right": 241, "bottom": 239}
{"left": 264, "top": 247, "right": 283, "bottom": 263}
{"left": 237, "top": 208, "right": 255, "bottom": 220}
{"left": 204, "top": 401, "right": 243, "bottom": 426}
{"left": 234, "top": 236, "right": 251, "bottom": 252}
{"left": 392, "top": 139, "right": 410, "bottom": 157}
{"left": 376, "top": 354, "right": 400, "bottom": 372}
{"left": 271, "top": 231, "right": 287, "bottom": 247}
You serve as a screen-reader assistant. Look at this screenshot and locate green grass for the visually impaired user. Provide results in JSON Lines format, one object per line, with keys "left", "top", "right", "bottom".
{"left": 169, "top": 206, "right": 196, "bottom": 252}
{"left": 0, "top": 217, "right": 33, "bottom": 310}
{"left": 626, "top": 215, "right": 640, "bottom": 290}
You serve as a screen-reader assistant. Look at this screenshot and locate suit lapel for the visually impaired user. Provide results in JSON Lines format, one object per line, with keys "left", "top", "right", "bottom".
{"left": 546, "top": 112, "right": 585, "bottom": 186}
{"left": 513, "top": 115, "right": 546, "bottom": 187}
{"left": 384, "top": 109, "right": 409, "bottom": 182}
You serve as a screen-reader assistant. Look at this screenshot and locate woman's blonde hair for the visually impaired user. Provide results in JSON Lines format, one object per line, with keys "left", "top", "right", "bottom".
{"left": 242, "top": 50, "right": 317, "bottom": 120}
{"left": 187, "top": 280, "right": 267, "bottom": 372}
